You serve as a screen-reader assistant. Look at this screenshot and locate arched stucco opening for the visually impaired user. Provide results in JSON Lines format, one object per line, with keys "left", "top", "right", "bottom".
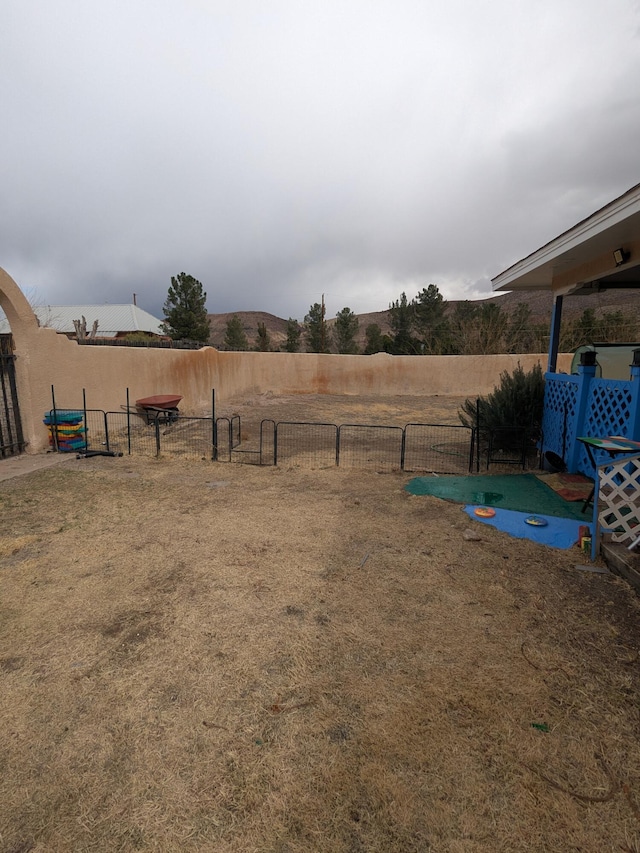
{"left": 0, "top": 267, "right": 39, "bottom": 344}
{"left": 0, "top": 268, "right": 41, "bottom": 455}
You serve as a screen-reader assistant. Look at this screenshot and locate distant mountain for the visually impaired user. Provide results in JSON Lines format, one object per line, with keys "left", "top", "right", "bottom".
{"left": 208, "top": 311, "right": 290, "bottom": 350}
{"left": 208, "top": 289, "right": 640, "bottom": 351}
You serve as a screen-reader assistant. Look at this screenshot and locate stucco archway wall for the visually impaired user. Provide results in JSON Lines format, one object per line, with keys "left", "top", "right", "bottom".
{"left": 1, "top": 267, "right": 572, "bottom": 454}
{"left": 0, "top": 267, "right": 41, "bottom": 451}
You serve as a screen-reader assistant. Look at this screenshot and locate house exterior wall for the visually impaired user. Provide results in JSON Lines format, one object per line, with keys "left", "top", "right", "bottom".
{"left": 0, "top": 267, "right": 573, "bottom": 454}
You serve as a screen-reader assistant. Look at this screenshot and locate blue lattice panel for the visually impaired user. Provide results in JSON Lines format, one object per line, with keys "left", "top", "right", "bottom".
{"left": 542, "top": 375, "right": 579, "bottom": 459}
{"left": 579, "top": 381, "right": 635, "bottom": 477}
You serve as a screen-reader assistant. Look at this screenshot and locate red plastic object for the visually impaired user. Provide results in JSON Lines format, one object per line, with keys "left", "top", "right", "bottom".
{"left": 136, "top": 395, "right": 182, "bottom": 410}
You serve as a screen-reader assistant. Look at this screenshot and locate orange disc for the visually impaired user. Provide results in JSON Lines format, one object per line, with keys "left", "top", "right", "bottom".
{"left": 474, "top": 506, "right": 496, "bottom": 518}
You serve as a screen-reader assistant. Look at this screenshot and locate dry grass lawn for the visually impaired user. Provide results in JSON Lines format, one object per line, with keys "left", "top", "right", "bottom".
{"left": 1, "top": 395, "right": 640, "bottom": 852}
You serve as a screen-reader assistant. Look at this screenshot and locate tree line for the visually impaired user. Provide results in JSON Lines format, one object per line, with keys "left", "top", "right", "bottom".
{"left": 161, "top": 273, "right": 639, "bottom": 354}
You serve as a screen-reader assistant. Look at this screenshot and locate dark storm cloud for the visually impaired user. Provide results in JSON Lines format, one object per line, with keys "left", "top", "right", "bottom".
{"left": 1, "top": 0, "right": 639, "bottom": 323}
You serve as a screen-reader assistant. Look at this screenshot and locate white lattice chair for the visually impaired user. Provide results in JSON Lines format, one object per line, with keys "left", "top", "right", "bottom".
{"left": 593, "top": 452, "right": 640, "bottom": 556}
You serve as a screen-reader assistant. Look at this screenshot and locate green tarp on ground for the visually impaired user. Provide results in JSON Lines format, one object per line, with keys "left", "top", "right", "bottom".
{"left": 405, "top": 473, "right": 589, "bottom": 520}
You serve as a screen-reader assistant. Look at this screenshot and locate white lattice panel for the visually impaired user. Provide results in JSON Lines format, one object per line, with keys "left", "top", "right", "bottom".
{"left": 597, "top": 453, "right": 640, "bottom": 545}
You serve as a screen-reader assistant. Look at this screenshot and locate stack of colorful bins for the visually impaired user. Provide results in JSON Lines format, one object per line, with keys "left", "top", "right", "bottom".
{"left": 43, "top": 410, "right": 87, "bottom": 453}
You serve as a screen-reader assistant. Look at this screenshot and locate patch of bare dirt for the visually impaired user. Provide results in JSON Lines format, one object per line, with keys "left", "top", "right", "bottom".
{"left": 1, "top": 395, "right": 640, "bottom": 852}
{"left": 217, "top": 392, "right": 470, "bottom": 427}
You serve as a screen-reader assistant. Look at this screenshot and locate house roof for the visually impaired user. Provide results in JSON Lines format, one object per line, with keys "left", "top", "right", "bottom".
{"left": 492, "top": 182, "right": 640, "bottom": 294}
{"left": 0, "top": 304, "right": 164, "bottom": 337}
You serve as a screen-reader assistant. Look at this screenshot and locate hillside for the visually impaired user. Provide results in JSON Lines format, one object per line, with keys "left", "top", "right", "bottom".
{"left": 208, "top": 289, "right": 640, "bottom": 350}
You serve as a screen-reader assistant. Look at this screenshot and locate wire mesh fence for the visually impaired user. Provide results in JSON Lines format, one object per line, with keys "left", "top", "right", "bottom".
{"left": 273, "top": 422, "right": 339, "bottom": 468}
{"left": 403, "top": 423, "right": 474, "bottom": 473}
{"left": 100, "top": 413, "right": 216, "bottom": 459}
{"left": 338, "top": 424, "right": 404, "bottom": 471}
{"left": 241, "top": 419, "right": 475, "bottom": 472}
{"left": 47, "top": 386, "right": 540, "bottom": 473}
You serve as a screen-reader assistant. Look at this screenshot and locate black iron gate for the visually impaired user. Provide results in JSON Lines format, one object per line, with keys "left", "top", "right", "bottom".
{"left": 0, "top": 335, "right": 25, "bottom": 458}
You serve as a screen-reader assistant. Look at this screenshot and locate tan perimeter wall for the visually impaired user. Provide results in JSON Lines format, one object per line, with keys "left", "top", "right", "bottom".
{"left": 1, "top": 267, "right": 572, "bottom": 453}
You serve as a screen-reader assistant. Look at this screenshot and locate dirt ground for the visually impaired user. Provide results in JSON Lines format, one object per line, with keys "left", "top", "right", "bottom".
{"left": 217, "top": 392, "right": 472, "bottom": 429}
{"left": 2, "top": 395, "right": 640, "bottom": 852}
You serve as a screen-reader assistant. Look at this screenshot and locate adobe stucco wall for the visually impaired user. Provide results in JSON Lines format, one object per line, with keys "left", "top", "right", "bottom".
{"left": 0, "top": 267, "right": 572, "bottom": 453}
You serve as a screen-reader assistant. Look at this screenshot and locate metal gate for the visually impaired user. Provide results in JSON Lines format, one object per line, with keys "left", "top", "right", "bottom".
{"left": 0, "top": 335, "right": 25, "bottom": 458}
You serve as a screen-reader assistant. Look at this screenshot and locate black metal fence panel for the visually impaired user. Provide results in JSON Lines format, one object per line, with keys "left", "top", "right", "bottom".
{"left": 403, "top": 424, "right": 473, "bottom": 473}
{"left": 337, "top": 424, "right": 404, "bottom": 470}
{"left": 47, "top": 387, "right": 483, "bottom": 473}
{"left": 84, "top": 409, "right": 109, "bottom": 452}
{"left": 153, "top": 416, "right": 214, "bottom": 460}
{"left": 259, "top": 420, "right": 276, "bottom": 465}
{"left": 214, "top": 418, "right": 233, "bottom": 462}
{"left": 231, "top": 415, "right": 241, "bottom": 448}
{"left": 103, "top": 412, "right": 216, "bottom": 459}
{"left": 485, "top": 426, "right": 534, "bottom": 469}
{"left": 274, "top": 422, "right": 338, "bottom": 467}
{"left": 0, "top": 336, "right": 25, "bottom": 458}
{"left": 105, "top": 411, "right": 158, "bottom": 456}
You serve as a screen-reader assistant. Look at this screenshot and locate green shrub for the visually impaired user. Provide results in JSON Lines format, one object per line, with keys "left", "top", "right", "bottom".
{"left": 459, "top": 362, "right": 545, "bottom": 447}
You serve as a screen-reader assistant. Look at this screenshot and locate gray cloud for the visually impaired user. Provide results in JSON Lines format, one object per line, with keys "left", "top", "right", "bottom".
{"left": 2, "top": 0, "right": 639, "bottom": 323}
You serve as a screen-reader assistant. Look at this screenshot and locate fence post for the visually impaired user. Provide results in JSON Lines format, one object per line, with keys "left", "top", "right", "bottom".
{"left": 627, "top": 360, "right": 640, "bottom": 435}
{"left": 126, "top": 388, "right": 132, "bottom": 455}
{"left": 211, "top": 388, "right": 218, "bottom": 462}
{"left": 260, "top": 419, "right": 275, "bottom": 465}
{"left": 155, "top": 417, "right": 161, "bottom": 457}
{"left": 82, "top": 388, "right": 88, "bottom": 452}
{"left": 212, "top": 389, "right": 217, "bottom": 461}
{"left": 475, "top": 398, "right": 480, "bottom": 472}
{"left": 50, "top": 385, "right": 59, "bottom": 452}
{"left": 103, "top": 410, "right": 110, "bottom": 452}
{"left": 565, "top": 362, "right": 596, "bottom": 472}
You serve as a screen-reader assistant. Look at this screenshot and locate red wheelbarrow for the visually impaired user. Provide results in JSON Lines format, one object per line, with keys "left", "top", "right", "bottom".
{"left": 135, "top": 394, "right": 183, "bottom": 425}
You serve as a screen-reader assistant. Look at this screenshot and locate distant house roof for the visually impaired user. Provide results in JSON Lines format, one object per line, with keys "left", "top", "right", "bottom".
{"left": 0, "top": 304, "right": 165, "bottom": 337}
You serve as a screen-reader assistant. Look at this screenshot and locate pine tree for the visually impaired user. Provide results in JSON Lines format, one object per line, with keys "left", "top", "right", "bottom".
{"left": 304, "top": 302, "right": 331, "bottom": 353}
{"left": 162, "top": 272, "right": 210, "bottom": 343}
{"left": 414, "top": 284, "right": 450, "bottom": 353}
{"left": 334, "top": 307, "right": 359, "bottom": 354}
{"left": 388, "top": 292, "right": 421, "bottom": 354}
{"left": 224, "top": 315, "right": 249, "bottom": 351}
{"left": 284, "top": 318, "right": 302, "bottom": 353}
{"left": 364, "top": 323, "right": 385, "bottom": 354}
{"left": 255, "top": 322, "right": 271, "bottom": 352}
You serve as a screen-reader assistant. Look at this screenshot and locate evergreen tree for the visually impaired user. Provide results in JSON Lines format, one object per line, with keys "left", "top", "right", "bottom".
{"left": 162, "top": 272, "right": 210, "bottom": 343}
{"left": 255, "top": 322, "right": 271, "bottom": 352}
{"left": 284, "top": 318, "right": 302, "bottom": 353}
{"left": 334, "top": 307, "right": 359, "bottom": 354}
{"left": 459, "top": 362, "right": 545, "bottom": 449}
{"left": 576, "top": 307, "right": 598, "bottom": 342}
{"left": 388, "top": 292, "right": 421, "bottom": 354}
{"left": 304, "top": 302, "right": 331, "bottom": 353}
{"left": 364, "top": 323, "right": 386, "bottom": 354}
{"left": 414, "top": 284, "right": 451, "bottom": 353}
{"left": 600, "top": 310, "right": 637, "bottom": 341}
{"left": 560, "top": 307, "right": 600, "bottom": 351}
{"left": 224, "top": 315, "right": 249, "bottom": 351}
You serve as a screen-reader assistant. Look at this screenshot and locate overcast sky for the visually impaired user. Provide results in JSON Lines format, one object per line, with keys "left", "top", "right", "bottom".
{"left": 2, "top": 1, "right": 640, "bottom": 322}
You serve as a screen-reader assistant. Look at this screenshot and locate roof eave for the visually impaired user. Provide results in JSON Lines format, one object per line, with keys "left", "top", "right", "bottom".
{"left": 491, "top": 182, "right": 640, "bottom": 292}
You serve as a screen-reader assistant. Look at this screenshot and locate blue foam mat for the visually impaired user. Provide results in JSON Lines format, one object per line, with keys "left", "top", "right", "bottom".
{"left": 464, "top": 506, "right": 589, "bottom": 550}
